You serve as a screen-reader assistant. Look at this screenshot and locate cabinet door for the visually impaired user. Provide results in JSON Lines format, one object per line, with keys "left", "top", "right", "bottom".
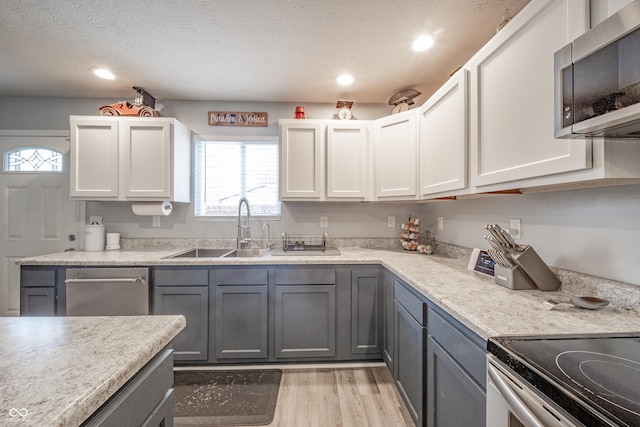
{"left": 394, "top": 300, "right": 425, "bottom": 426}
{"left": 427, "top": 336, "right": 486, "bottom": 427}
{"left": 215, "top": 285, "right": 268, "bottom": 359}
{"left": 350, "top": 269, "right": 381, "bottom": 355}
{"left": 20, "top": 287, "right": 55, "bottom": 316}
{"left": 122, "top": 120, "right": 172, "bottom": 199}
{"left": 419, "top": 70, "right": 468, "bottom": 196}
{"left": 153, "top": 286, "right": 208, "bottom": 361}
{"left": 327, "top": 122, "right": 370, "bottom": 199}
{"left": 280, "top": 120, "right": 324, "bottom": 199}
{"left": 469, "top": 0, "right": 591, "bottom": 187}
{"left": 382, "top": 271, "right": 394, "bottom": 371}
{"left": 70, "top": 117, "right": 119, "bottom": 198}
{"left": 274, "top": 285, "right": 336, "bottom": 358}
{"left": 373, "top": 110, "right": 418, "bottom": 199}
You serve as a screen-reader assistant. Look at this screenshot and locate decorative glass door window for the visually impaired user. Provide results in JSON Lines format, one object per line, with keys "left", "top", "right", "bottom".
{"left": 4, "top": 147, "right": 63, "bottom": 172}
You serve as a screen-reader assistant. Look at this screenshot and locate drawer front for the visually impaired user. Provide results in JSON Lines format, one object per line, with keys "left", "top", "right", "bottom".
{"left": 428, "top": 308, "right": 486, "bottom": 388}
{"left": 21, "top": 268, "right": 57, "bottom": 287}
{"left": 215, "top": 267, "right": 268, "bottom": 285}
{"left": 153, "top": 268, "right": 209, "bottom": 286}
{"left": 394, "top": 280, "right": 427, "bottom": 326}
{"left": 275, "top": 267, "right": 336, "bottom": 285}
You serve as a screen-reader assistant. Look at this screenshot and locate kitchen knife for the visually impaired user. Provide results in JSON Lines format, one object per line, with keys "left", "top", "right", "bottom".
{"left": 486, "top": 249, "right": 505, "bottom": 267}
{"left": 488, "top": 249, "right": 511, "bottom": 268}
{"left": 485, "top": 225, "right": 504, "bottom": 247}
{"left": 484, "top": 235, "right": 509, "bottom": 253}
{"left": 500, "top": 228, "right": 524, "bottom": 251}
{"left": 488, "top": 224, "right": 511, "bottom": 248}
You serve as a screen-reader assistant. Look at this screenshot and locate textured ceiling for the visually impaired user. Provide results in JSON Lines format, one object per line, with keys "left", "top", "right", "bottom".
{"left": 0, "top": 0, "right": 529, "bottom": 104}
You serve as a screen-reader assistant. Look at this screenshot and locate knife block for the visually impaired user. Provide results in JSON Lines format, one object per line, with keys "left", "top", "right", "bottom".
{"left": 494, "top": 264, "right": 536, "bottom": 290}
{"left": 509, "top": 246, "right": 560, "bottom": 291}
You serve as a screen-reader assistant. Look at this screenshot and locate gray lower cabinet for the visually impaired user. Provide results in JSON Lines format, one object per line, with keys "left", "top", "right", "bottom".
{"left": 382, "top": 269, "right": 394, "bottom": 371}
{"left": 20, "top": 266, "right": 64, "bottom": 316}
{"left": 427, "top": 307, "right": 487, "bottom": 427}
{"left": 274, "top": 267, "right": 337, "bottom": 359}
{"left": 393, "top": 278, "right": 428, "bottom": 427}
{"left": 350, "top": 269, "right": 382, "bottom": 355}
{"left": 213, "top": 267, "right": 269, "bottom": 360}
{"left": 153, "top": 268, "right": 209, "bottom": 361}
{"left": 81, "top": 348, "right": 174, "bottom": 427}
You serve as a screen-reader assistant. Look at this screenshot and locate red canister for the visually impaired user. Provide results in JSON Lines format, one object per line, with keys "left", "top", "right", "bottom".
{"left": 294, "top": 106, "right": 306, "bottom": 119}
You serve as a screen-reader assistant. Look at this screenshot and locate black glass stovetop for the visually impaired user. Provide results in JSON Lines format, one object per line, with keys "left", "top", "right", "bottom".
{"left": 488, "top": 333, "right": 640, "bottom": 427}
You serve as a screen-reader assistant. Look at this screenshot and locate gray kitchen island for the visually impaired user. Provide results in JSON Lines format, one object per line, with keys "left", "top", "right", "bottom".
{"left": 0, "top": 315, "right": 185, "bottom": 427}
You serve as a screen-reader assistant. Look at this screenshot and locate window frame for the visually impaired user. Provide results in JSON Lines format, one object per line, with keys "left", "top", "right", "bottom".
{"left": 3, "top": 146, "right": 64, "bottom": 173}
{"left": 193, "top": 135, "right": 281, "bottom": 220}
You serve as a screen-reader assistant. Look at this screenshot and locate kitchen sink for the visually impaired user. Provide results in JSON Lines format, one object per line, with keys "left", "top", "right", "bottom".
{"left": 165, "top": 248, "right": 235, "bottom": 258}
{"left": 221, "top": 248, "right": 271, "bottom": 258}
{"left": 165, "top": 248, "right": 272, "bottom": 259}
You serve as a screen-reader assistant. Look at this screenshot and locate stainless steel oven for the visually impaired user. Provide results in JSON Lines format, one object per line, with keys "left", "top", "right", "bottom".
{"left": 555, "top": 1, "right": 640, "bottom": 138}
{"left": 65, "top": 267, "right": 149, "bottom": 316}
{"left": 487, "top": 356, "right": 580, "bottom": 427}
{"left": 487, "top": 334, "right": 640, "bottom": 427}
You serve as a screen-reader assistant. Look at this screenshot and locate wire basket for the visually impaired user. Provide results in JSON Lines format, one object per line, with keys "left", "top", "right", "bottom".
{"left": 281, "top": 232, "right": 329, "bottom": 252}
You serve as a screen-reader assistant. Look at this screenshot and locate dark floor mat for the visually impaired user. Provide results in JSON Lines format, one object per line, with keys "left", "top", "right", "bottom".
{"left": 173, "top": 369, "right": 282, "bottom": 426}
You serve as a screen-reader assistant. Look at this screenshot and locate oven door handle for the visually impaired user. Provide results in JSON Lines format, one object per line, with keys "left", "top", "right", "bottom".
{"left": 487, "top": 364, "right": 545, "bottom": 427}
{"left": 64, "top": 277, "right": 144, "bottom": 284}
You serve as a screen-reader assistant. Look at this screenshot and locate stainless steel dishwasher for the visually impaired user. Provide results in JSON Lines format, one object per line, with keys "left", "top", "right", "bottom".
{"left": 65, "top": 267, "right": 149, "bottom": 316}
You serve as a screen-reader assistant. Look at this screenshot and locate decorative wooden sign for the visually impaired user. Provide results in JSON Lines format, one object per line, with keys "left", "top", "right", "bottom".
{"left": 208, "top": 111, "right": 268, "bottom": 127}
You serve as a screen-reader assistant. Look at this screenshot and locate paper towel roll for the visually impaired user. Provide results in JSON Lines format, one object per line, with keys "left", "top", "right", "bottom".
{"left": 131, "top": 201, "right": 173, "bottom": 216}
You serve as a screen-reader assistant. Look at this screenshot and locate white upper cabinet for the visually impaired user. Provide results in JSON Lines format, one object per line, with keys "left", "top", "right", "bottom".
{"left": 326, "top": 121, "right": 371, "bottom": 199}
{"left": 70, "top": 116, "right": 190, "bottom": 202}
{"left": 419, "top": 69, "right": 468, "bottom": 197}
{"left": 280, "top": 120, "right": 325, "bottom": 200}
{"left": 280, "top": 120, "right": 371, "bottom": 201}
{"left": 373, "top": 110, "right": 419, "bottom": 200}
{"left": 468, "top": 0, "right": 591, "bottom": 188}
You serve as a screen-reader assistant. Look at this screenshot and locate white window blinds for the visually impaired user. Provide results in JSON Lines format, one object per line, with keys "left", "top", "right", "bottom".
{"left": 194, "top": 139, "right": 280, "bottom": 217}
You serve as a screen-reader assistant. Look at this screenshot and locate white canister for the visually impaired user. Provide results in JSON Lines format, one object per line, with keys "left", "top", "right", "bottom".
{"left": 85, "top": 225, "right": 105, "bottom": 251}
{"left": 106, "top": 232, "right": 120, "bottom": 250}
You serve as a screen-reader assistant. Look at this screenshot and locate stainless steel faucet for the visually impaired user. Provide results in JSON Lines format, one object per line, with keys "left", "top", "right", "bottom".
{"left": 262, "top": 222, "right": 274, "bottom": 249}
{"left": 237, "top": 197, "right": 251, "bottom": 249}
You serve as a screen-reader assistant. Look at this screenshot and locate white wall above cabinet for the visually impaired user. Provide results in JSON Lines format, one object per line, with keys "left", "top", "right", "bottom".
{"left": 279, "top": 119, "right": 371, "bottom": 201}
{"left": 70, "top": 116, "right": 190, "bottom": 202}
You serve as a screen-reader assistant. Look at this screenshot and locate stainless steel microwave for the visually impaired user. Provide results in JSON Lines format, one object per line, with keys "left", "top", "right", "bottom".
{"left": 555, "top": 1, "right": 640, "bottom": 138}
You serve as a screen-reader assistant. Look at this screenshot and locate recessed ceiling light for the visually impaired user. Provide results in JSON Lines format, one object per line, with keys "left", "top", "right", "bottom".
{"left": 412, "top": 35, "right": 435, "bottom": 52}
{"left": 93, "top": 68, "right": 115, "bottom": 80}
{"left": 337, "top": 74, "right": 354, "bottom": 86}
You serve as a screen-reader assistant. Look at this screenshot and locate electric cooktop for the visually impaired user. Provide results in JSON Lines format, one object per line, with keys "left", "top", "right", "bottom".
{"left": 488, "top": 333, "right": 640, "bottom": 427}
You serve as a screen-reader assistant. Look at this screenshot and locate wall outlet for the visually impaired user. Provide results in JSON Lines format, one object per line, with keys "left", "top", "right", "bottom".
{"left": 152, "top": 216, "right": 161, "bottom": 228}
{"left": 89, "top": 216, "right": 103, "bottom": 225}
{"left": 388, "top": 216, "right": 396, "bottom": 227}
{"left": 509, "top": 218, "right": 522, "bottom": 239}
{"left": 437, "top": 216, "right": 444, "bottom": 230}
{"left": 320, "top": 216, "right": 328, "bottom": 228}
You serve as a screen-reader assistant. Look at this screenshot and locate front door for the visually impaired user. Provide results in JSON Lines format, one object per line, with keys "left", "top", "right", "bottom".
{"left": 0, "top": 131, "right": 84, "bottom": 316}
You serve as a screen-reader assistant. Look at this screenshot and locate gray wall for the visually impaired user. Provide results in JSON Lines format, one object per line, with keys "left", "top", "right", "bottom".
{"left": 2, "top": 95, "right": 639, "bottom": 286}
{"left": 421, "top": 184, "right": 640, "bottom": 286}
{"left": 0, "top": 95, "right": 415, "bottom": 241}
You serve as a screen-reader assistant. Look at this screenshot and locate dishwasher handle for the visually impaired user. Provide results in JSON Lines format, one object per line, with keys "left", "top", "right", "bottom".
{"left": 64, "top": 277, "right": 145, "bottom": 284}
{"left": 487, "top": 363, "right": 545, "bottom": 427}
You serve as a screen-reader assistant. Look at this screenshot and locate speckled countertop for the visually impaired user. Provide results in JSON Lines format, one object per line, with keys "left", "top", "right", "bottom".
{"left": 17, "top": 247, "right": 640, "bottom": 341}
{"left": 0, "top": 315, "right": 185, "bottom": 427}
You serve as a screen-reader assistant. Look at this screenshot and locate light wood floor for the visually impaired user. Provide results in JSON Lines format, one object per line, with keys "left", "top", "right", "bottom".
{"left": 242, "top": 366, "right": 415, "bottom": 427}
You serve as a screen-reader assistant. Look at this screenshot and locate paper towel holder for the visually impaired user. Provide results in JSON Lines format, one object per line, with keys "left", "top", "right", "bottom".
{"left": 131, "top": 201, "right": 173, "bottom": 216}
